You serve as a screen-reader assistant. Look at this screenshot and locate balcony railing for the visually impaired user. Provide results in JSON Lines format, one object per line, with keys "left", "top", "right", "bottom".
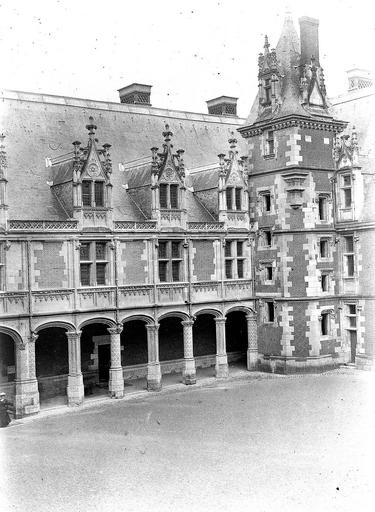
{"left": 8, "top": 220, "right": 78, "bottom": 231}
{"left": 114, "top": 221, "right": 157, "bottom": 231}
{"left": 187, "top": 222, "right": 225, "bottom": 232}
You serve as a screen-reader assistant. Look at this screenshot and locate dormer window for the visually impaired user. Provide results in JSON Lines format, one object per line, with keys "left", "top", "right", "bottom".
{"left": 226, "top": 187, "right": 243, "bottom": 211}
{"left": 82, "top": 180, "right": 105, "bottom": 207}
{"left": 160, "top": 183, "right": 179, "bottom": 209}
{"left": 341, "top": 174, "right": 352, "bottom": 208}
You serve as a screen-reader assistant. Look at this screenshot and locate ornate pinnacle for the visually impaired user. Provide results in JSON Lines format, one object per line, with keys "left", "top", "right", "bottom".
{"left": 0, "top": 133, "right": 6, "bottom": 176}
{"left": 162, "top": 123, "right": 173, "bottom": 146}
{"left": 264, "top": 35, "right": 270, "bottom": 54}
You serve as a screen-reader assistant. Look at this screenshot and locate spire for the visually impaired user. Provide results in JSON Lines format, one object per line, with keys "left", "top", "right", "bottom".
{"left": 264, "top": 35, "right": 270, "bottom": 54}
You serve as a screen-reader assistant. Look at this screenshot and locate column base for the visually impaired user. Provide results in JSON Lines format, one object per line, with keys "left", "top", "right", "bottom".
{"left": 67, "top": 374, "right": 84, "bottom": 406}
{"left": 14, "top": 379, "right": 40, "bottom": 418}
{"left": 247, "top": 349, "right": 259, "bottom": 371}
{"left": 109, "top": 367, "right": 124, "bottom": 399}
{"left": 147, "top": 363, "right": 162, "bottom": 391}
{"left": 215, "top": 355, "right": 229, "bottom": 379}
{"left": 182, "top": 358, "right": 196, "bottom": 385}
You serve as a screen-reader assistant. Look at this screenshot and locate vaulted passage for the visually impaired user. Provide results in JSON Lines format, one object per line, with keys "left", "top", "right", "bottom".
{"left": 159, "top": 317, "right": 184, "bottom": 362}
{"left": 193, "top": 314, "right": 216, "bottom": 357}
{"left": 0, "top": 333, "right": 15, "bottom": 385}
{"left": 80, "top": 323, "right": 110, "bottom": 391}
{"left": 121, "top": 320, "right": 148, "bottom": 366}
{"left": 226, "top": 311, "right": 248, "bottom": 364}
{"left": 35, "top": 327, "right": 69, "bottom": 400}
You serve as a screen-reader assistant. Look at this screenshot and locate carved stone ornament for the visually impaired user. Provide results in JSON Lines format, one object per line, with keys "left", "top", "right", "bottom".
{"left": 87, "top": 162, "right": 101, "bottom": 177}
{"left": 163, "top": 166, "right": 176, "bottom": 181}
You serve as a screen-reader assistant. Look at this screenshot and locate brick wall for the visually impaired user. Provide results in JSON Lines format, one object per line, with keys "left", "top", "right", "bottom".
{"left": 119, "top": 240, "right": 148, "bottom": 285}
{"left": 192, "top": 240, "right": 215, "bottom": 281}
{"left": 33, "top": 241, "right": 68, "bottom": 289}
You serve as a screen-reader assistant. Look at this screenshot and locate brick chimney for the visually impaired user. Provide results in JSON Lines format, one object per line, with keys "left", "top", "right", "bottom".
{"left": 206, "top": 96, "right": 238, "bottom": 116}
{"left": 299, "top": 17, "right": 320, "bottom": 66}
{"left": 118, "top": 83, "right": 152, "bottom": 105}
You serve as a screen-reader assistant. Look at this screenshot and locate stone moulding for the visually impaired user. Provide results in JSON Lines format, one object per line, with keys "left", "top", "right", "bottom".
{"left": 187, "top": 222, "right": 225, "bottom": 232}
{"left": 114, "top": 221, "right": 157, "bottom": 231}
{"left": 8, "top": 220, "right": 78, "bottom": 231}
{"left": 238, "top": 117, "right": 347, "bottom": 138}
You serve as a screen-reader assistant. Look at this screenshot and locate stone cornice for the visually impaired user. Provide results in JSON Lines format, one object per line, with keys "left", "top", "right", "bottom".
{"left": 238, "top": 115, "right": 347, "bottom": 138}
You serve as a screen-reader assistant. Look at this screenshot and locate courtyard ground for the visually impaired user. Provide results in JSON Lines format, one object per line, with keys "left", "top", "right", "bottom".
{"left": 0, "top": 368, "right": 374, "bottom": 512}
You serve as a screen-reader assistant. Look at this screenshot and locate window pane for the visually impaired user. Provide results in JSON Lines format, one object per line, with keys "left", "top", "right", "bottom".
{"left": 80, "top": 243, "right": 90, "bottom": 261}
{"left": 349, "top": 316, "right": 357, "bottom": 328}
{"left": 318, "top": 197, "right": 327, "bottom": 220}
{"left": 321, "top": 313, "right": 328, "bottom": 336}
{"left": 225, "top": 242, "right": 232, "bottom": 257}
{"left": 345, "top": 236, "right": 354, "bottom": 253}
{"left": 344, "top": 188, "right": 352, "bottom": 208}
{"left": 264, "top": 231, "right": 271, "bottom": 246}
{"left": 225, "top": 259, "right": 232, "bottom": 279}
{"left": 348, "top": 304, "right": 356, "bottom": 315}
{"left": 82, "top": 181, "right": 92, "bottom": 206}
{"left": 171, "top": 241, "right": 180, "bottom": 259}
{"left": 158, "top": 261, "right": 168, "bottom": 282}
{"left": 226, "top": 188, "right": 233, "bottom": 210}
{"left": 321, "top": 274, "right": 328, "bottom": 291}
{"left": 343, "top": 175, "right": 351, "bottom": 186}
{"left": 320, "top": 240, "right": 328, "bottom": 258}
{"left": 159, "top": 184, "right": 168, "bottom": 208}
{"left": 158, "top": 242, "right": 167, "bottom": 259}
{"left": 267, "top": 302, "right": 275, "bottom": 322}
{"left": 172, "top": 261, "right": 180, "bottom": 282}
{"left": 95, "top": 242, "right": 106, "bottom": 260}
{"left": 237, "top": 241, "right": 243, "bottom": 257}
{"left": 80, "top": 263, "right": 90, "bottom": 286}
{"left": 170, "top": 185, "right": 179, "bottom": 209}
{"left": 94, "top": 182, "right": 104, "bottom": 207}
{"left": 96, "top": 263, "right": 106, "bottom": 285}
{"left": 235, "top": 188, "right": 242, "bottom": 210}
{"left": 266, "top": 266, "right": 273, "bottom": 280}
{"left": 264, "top": 193, "right": 271, "bottom": 212}
{"left": 346, "top": 255, "right": 354, "bottom": 276}
{"left": 237, "top": 259, "right": 244, "bottom": 279}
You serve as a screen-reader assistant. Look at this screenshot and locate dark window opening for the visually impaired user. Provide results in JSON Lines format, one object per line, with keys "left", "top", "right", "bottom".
{"left": 94, "top": 182, "right": 104, "bottom": 207}
{"left": 266, "top": 131, "right": 274, "bottom": 155}
{"left": 159, "top": 184, "right": 168, "bottom": 208}
{"left": 321, "top": 274, "right": 328, "bottom": 291}
{"left": 266, "top": 266, "right": 273, "bottom": 281}
{"left": 318, "top": 196, "right": 328, "bottom": 220}
{"left": 82, "top": 181, "right": 92, "bottom": 206}
{"left": 263, "top": 230, "right": 272, "bottom": 247}
{"left": 266, "top": 302, "right": 275, "bottom": 322}
{"left": 263, "top": 192, "right": 271, "bottom": 212}
{"left": 226, "top": 187, "right": 233, "bottom": 210}
{"left": 170, "top": 184, "right": 179, "bottom": 209}
{"left": 235, "top": 188, "right": 242, "bottom": 210}
{"left": 319, "top": 240, "right": 329, "bottom": 258}
{"left": 321, "top": 313, "right": 329, "bottom": 336}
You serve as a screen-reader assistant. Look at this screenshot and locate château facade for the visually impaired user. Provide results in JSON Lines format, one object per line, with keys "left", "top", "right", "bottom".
{"left": 0, "top": 14, "right": 374, "bottom": 418}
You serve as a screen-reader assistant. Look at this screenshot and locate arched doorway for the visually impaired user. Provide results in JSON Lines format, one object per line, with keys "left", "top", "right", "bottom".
{"left": 121, "top": 320, "right": 148, "bottom": 367}
{"left": 226, "top": 311, "right": 248, "bottom": 366}
{"left": 35, "top": 327, "right": 69, "bottom": 401}
{"left": 80, "top": 322, "right": 112, "bottom": 393}
{"left": 159, "top": 316, "right": 184, "bottom": 365}
{"left": 0, "top": 332, "right": 16, "bottom": 394}
{"left": 193, "top": 313, "right": 217, "bottom": 377}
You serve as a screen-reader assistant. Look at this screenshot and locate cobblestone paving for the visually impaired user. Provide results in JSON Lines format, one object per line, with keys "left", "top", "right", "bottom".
{"left": 1, "top": 369, "right": 374, "bottom": 512}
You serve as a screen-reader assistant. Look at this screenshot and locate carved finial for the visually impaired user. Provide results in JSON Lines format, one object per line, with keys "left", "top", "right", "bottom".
{"left": 264, "top": 35, "right": 270, "bottom": 54}
{"left": 72, "top": 140, "right": 81, "bottom": 158}
{"left": 0, "top": 133, "right": 7, "bottom": 176}
{"left": 351, "top": 125, "right": 358, "bottom": 148}
{"left": 162, "top": 123, "right": 173, "bottom": 146}
{"left": 228, "top": 133, "right": 237, "bottom": 151}
{"left": 86, "top": 116, "right": 97, "bottom": 141}
{"left": 176, "top": 149, "right": 185, "bottom": 176}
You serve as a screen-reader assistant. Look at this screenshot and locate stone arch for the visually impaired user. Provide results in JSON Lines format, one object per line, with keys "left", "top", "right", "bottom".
{"left": 194, "top": 308, "right": 223, "bottom": 319}
{"left": 157, "top": 311, "right": 190, "bottom": 323}
{"left": 34, "top": 320, "right": 76, "bottom": 334}
{"left": 121, "top": 314, "right": 155, "bottom": 326}
{"left": 78, "top": 317, "right": 117, "bottom": 331}
{"left": 0, "top": 326, "right": 23, "bottom": 346}
{"left": 225, "top": 305, "right": 255, "bottom": 317}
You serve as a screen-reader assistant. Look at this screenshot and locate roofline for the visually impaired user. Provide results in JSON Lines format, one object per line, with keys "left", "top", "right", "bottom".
{"left": 1, "top": 89, "right": 246, "bottom": 125}
{"left": 329, "top": 86, "right": 375, "bottom": 106}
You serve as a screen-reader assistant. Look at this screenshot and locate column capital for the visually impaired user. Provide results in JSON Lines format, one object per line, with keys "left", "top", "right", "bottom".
{"left": 246, "top": 312, "right": 257, "bottom": 321}
{"left": 146, "top": 323, "right": 159, "bottom": 332}
{"left": 181, "top": 319, "right": 194, "bottom": 327}
{"left": 66, "top": 330, "right": 82, "bottom": 340}
{"left": 107, "top": 324, "right": 123, "bottom": 335}
{"left": 214, "top": 316, "right": 226, "bottom": 325}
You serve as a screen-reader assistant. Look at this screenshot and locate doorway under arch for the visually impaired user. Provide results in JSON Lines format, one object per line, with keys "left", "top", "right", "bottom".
{"left": 80, "top": 323, "right": 111, "bottom": 391}
{"left": 158, "top": 317, "right": 184, "bottom": 363}
{"left": 226, "top": 311, "right": 248, "bottom": 366}
{"left": 121, "top": 320, "right": 148, "bottom": 367}
{"left": 0, "top": 332, "right": 16, "bottom": 394}
{"left": 193, "top": 314, "right": 217, "bottom": 357}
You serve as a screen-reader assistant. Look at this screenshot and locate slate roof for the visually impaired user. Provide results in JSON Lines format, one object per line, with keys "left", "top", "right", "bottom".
{"left": 0, "top": 90, "right": 246, "bottom": 221}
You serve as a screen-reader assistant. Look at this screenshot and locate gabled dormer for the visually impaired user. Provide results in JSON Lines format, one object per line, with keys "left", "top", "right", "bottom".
{"left": 218, "top": 136, "right": 249, "bottom": 229}
{"left": 51, "top": 117, "right": 113, "bottom": 230}
{"left": 150, "top": 124, "right": 187, "bottom": 228}
{"left": 257, "top": 35, "right": 282, "bottom": 115}
{"left": 332, "top": 128, "right": 363, "bottom": 222}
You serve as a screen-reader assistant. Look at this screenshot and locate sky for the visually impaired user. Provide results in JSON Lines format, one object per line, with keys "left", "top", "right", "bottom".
{"left": 0, "top": 0, "right": 374, "bottom": 117}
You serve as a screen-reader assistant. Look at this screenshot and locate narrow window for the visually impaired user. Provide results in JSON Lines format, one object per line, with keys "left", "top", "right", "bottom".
{"left": 226, "top": 187, "right": 233, "bottom": 210}
{"left": 171, "top": 261, "right": 180, "bottom": 282}
{"left": 235, "top": 188, "right": 242, "bottom": 210}
{"left": 341, "top": 175, "right": 352, "bottom": 208}
{"left": 319, "top": 239, "right": 329, "bottom": 258}
{"left": 237, "top": 241, "right": 244, "bottom": 278}
{"left": 266, "top": 131, "right": 274, "bottom": 155}
{"left": 266, "top": 265, "right": 273, "bottom": 281}
{"left": 225, "top": 259, "right": 233, "bottom": 279}
{"left": 159, "top": 184, "right": 168, "bottom": 208}
{"left": 346, "top": 304, "right": 357, "bottom": 328}
{"left": 170, "top": 184, "right": 179, "bottom": 209}
{"left": 82, "top": 181, "right": 92, "bottom": 206}
{"left": 321, "top": 274, "right": 328, "bottom": 291}
{"left": 264, "top": 79, "right": 271, "bottom": 104}
{"left": 80, "top": 264, "right": 91, "bottom": 286}
{"left": 158, "top": 261, "right": 168, "bottom": 282}
{"left": 263, "top": 230, "right": 272, "bottom": 247}
{"left": 94, "top": 182, "right": 104, "bottom": 207}
{"left": 266, "top": 302, "right": 275, "bottom": 322}
{"left": 225, "top": 241, "right": 233, "bottom": 279}
{"left": 321, "top": 312, "right": 329, "bottom": 336}
{"left": 263, "top": 192, "right": 271, "bottom": 212}
{"left": 318, "top": 196, "right": 328, "bottom": 220}
{"left": 344, "top": 236, "right": 355, "bottom": 277}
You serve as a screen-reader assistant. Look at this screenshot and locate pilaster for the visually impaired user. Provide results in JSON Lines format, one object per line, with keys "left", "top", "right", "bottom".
{"left": 246, "top": 313, "right": 258, "bottom": 370}
{"left": 14, "top": 333, "right": 40, "bottom": 417}
{"left": 146, "top": 323, "right": 162, "bottom": 391}
{"left": 215, "top": 317, "right": 229, "bottom": 378}
{"left": 107, "top": 325, "right": 124, "bottom": 398}
{"left": 181, "top": 319, "right": 196, "bottom": 385}
{"left": 66, "top": 330, "right": 84, "bottom": 406}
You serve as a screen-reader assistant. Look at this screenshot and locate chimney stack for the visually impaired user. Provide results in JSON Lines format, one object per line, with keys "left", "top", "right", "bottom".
{"left": 118, "top": 83, "right": 152, "bottom": 105}
{"left": 299, "top": 17, "right": 320, "bottom": 66}
{"left": 206, "top": 96, "right": 238, "bottom": 116}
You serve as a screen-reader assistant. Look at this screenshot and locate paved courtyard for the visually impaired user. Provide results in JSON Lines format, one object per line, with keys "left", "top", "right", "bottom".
{"left": 1, "top": 369, "right": 374, "bottom": 512}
